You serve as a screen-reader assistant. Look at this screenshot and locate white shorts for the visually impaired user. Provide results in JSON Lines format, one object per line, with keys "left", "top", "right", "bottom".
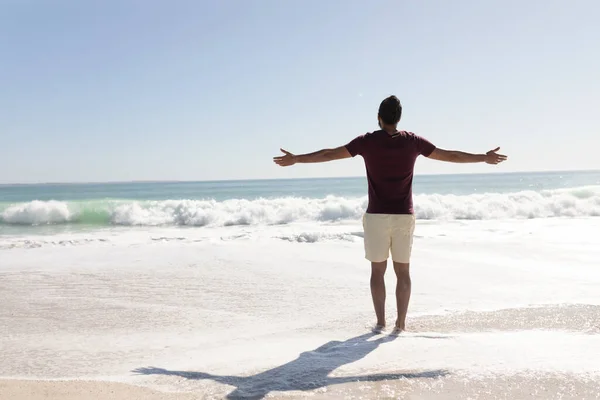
{"left": 362, "top": 213, "right": 416, "bottom": 263}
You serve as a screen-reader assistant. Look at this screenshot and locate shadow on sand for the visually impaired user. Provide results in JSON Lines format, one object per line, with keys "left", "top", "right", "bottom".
{"left": 133, "top": 332, "right": 449, "bottom": 399}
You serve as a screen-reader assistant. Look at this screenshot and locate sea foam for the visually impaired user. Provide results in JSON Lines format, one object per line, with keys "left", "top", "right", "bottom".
{"left": 1, "top": 186, "right": 599, "bottom": 226}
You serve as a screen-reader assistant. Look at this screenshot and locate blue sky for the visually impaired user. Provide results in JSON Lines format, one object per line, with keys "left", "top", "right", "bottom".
{"left": 1, "top": 0, "right": 598, "bottom": 183}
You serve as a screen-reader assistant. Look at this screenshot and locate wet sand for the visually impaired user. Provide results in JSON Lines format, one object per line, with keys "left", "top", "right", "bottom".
{"left": 2, "top": 372, "right": 599, "bottom": 400}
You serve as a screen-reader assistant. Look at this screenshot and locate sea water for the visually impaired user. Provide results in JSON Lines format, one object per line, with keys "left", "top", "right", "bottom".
{"left": 1, "top": 171, "right": 599, "bottom": 233}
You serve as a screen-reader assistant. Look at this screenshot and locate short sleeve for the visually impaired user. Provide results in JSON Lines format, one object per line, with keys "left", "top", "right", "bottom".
{"left": 414, "top": 134, "right": 436, "bottom": 157}
{"left": 344, "top": 134, "right": 367, "bottom": 157}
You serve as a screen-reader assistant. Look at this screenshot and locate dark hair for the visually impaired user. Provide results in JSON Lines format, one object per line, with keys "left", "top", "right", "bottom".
{"left": 378, "top": 95, "right": 402, "bottom": 125}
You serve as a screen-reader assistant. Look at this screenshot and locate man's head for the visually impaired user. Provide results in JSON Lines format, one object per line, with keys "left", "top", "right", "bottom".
{"left": 378, "top": 95, "right": 402, "bottom": 128}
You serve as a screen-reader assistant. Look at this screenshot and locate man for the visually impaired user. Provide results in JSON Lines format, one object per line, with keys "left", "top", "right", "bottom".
{"left": 273, "top": 95, "right": 507, "bottom": 334}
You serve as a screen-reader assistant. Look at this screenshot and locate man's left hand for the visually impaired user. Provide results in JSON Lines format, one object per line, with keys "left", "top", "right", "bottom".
{"left": 273, "top": 149, "right": 297, "bottom": 167}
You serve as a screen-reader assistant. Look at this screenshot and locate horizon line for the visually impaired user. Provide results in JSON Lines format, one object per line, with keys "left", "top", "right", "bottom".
{"left": 0, "top": 169, "right": 598, "bottom": 187}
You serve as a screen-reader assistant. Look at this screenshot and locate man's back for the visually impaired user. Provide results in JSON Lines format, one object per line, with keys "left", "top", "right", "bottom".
{"left": 273, "top": 94, "right": 507, "bottom": 333}
{"left": 345, "top": 130, "right": 436, "bottom": 214}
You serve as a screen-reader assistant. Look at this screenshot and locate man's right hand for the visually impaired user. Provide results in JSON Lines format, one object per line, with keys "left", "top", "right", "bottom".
{"left": 484, "top": 147, "right": 508, "bottom": 165}
{"left": 273, "top": 146, "right": 352, "bottom": 165}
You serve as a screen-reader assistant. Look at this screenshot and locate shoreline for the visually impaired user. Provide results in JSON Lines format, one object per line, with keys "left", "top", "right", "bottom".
{"left": 2, "top": 219, "right": 599, "bottom": 399}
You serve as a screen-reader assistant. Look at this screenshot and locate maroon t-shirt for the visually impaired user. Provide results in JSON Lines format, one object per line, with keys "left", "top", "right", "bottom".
{"left": 345, "top": 130, "right": 436, "bottom": 215}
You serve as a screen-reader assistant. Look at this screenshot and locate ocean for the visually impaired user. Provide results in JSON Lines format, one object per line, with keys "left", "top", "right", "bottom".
{"left": 1, "top": 170, "right": 599, "bottom": 234}
{"left": 2, "top": 170, "right": 600, "bottom": 398}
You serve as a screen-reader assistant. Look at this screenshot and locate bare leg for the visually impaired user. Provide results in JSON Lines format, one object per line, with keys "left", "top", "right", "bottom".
{"left": 393, "top": 262, "right": 411, "bottom": 331}
{"left": 370, "top": 261, "right": 387, "bottom": 328}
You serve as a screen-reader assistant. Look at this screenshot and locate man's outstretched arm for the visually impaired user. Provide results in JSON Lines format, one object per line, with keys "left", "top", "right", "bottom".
{"left": 427, "top": 147, "right": 507, "bottom": 164}
{"left": 273, "top": 146, "right": 351, "bottom": 167}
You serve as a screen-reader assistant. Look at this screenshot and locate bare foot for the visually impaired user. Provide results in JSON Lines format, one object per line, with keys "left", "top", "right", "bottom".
{"left": 392, "top": 319, "right": 406, "bottom": 335}
{"left": 371, "top": 324, "right": 386, "bottom": 334}
{"left": 391, "top": 326, "right": 404, "bottom": 336}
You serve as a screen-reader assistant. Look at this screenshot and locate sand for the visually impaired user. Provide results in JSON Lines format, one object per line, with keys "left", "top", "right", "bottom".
{"left": 2, "top": 373, "right": 600, "bottom": 400}
{"left": 2, "top": 306, "right": 599, "bottom": 399}
{"left": 0, "top": 380, "right": 195, "bottom": 400}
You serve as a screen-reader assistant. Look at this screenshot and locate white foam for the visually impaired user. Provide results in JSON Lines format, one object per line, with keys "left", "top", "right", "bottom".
{"left": 2, "top": 185, "right": 600, "bottom": 226}
{"left": 109, "top": 196, "right": 367, "bottom": 226}
{"left": 414, "top": 185, "right": 600, "bottom": 220}
{"left": 1, "top": 200, "right": 74, "bottom": 225}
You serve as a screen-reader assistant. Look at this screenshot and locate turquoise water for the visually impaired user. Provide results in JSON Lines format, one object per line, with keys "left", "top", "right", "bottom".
{"left": 1, "top": 170, "right": 599, "bottom": 233}
{"left": 2, "top": 171, "right": 599, "bottom": 203}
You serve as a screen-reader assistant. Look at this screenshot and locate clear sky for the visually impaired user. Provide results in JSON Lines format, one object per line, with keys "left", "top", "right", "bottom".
{"left": 1, "top": 0, "right": 598, "bottom": 183}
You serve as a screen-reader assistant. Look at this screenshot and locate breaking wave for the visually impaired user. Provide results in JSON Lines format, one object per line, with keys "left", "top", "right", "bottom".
{"left": 1, "top": 186, "right": 599, "bottom": 226}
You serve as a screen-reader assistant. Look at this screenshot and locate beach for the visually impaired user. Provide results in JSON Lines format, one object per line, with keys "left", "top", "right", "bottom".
{"left": 1, "top": 173, "right": 600, "bottom": 399}
{"left": 4, "top": 0, "right": 600, "bottom": 394}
